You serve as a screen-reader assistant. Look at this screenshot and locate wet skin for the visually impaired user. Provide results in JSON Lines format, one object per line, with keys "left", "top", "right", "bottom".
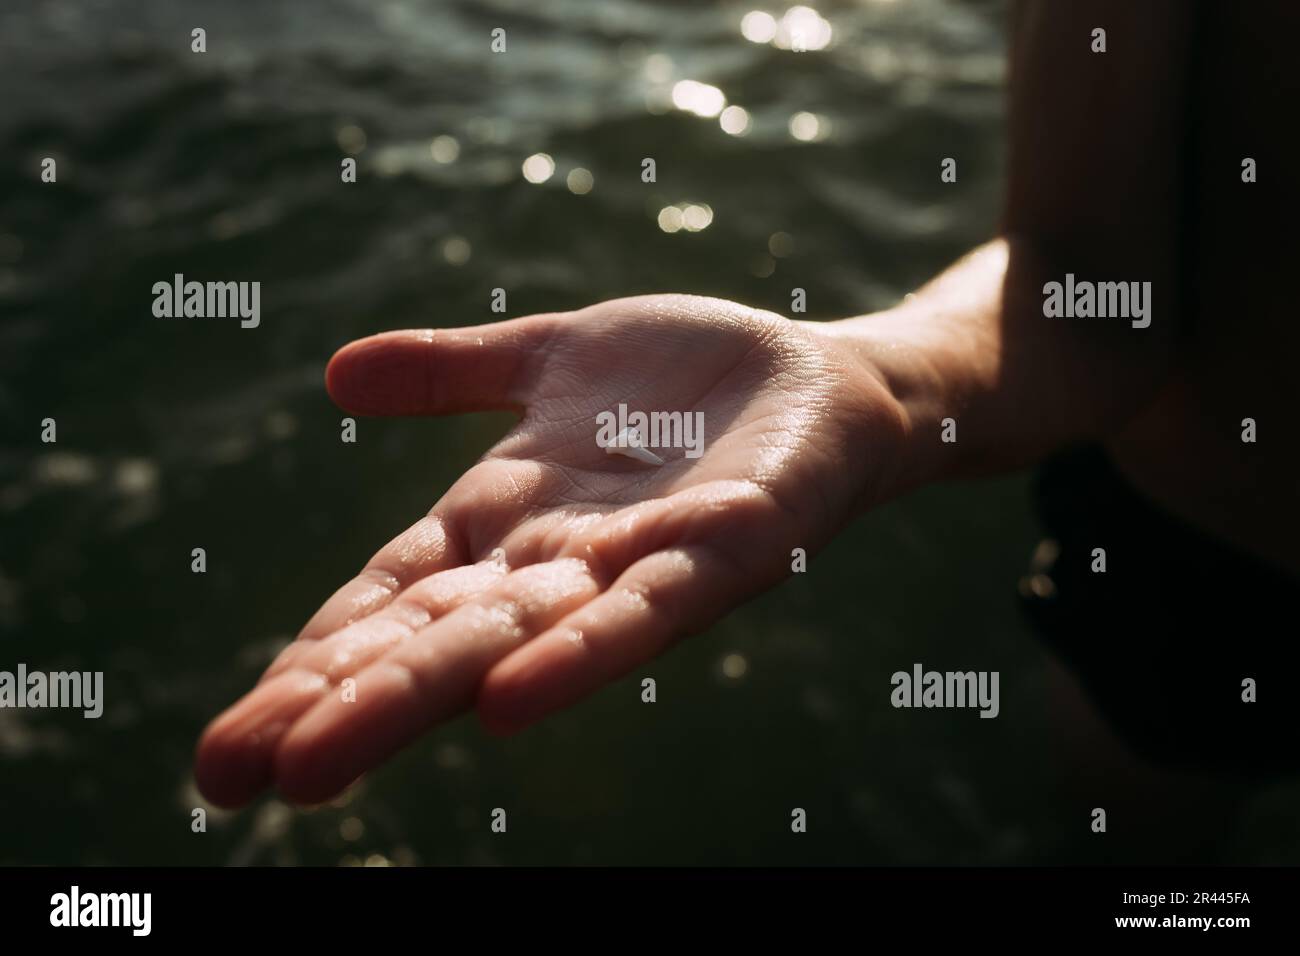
{"left": 195, "top": 297, "right": 905, "bottom": 806}
{"left": 196, "top": 0, "right": 1299, "bottom": 807}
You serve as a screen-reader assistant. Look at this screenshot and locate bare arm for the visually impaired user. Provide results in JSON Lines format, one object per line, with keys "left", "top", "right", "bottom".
{"left": 195, "top": 2, "right": 1202, "bottom": 807}
{"left": 828, "top": 0, "right": 1196, "bottom": 504}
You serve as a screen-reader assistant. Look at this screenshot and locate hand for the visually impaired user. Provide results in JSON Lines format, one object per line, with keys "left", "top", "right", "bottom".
{"left": 194, "top": 294, "right": 906, "bottom": 807}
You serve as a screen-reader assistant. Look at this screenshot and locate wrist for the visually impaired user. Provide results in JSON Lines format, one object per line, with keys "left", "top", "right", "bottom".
{"left": 809, "top": 308, "right": 966, "bottom": 510}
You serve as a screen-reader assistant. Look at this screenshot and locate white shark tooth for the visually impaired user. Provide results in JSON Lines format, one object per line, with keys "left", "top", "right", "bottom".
{"left": 604, "top": 427, "right": 664, "bottom": 466}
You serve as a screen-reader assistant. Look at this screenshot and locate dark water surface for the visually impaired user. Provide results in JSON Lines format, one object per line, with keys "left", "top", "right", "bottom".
{"left": 1, "top": 0, "right": 1295, "bottom": 865}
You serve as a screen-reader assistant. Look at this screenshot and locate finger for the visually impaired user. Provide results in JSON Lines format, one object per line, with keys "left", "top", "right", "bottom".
{"left": 197, "top": 559, "right": 511, "bottom": 808}
{"left": 325, "top": 316, "right": 558, "bottom": 417}
{"left": 270, "top": 455, "right": 602, "bottom": 682}
{"left": 476, "top": 544, "right": 753, "bottom": 735}
{"left": 272, "top": 512, "right": 463, "bottom": 648}
{"left": 271, "top": 558, "right": 605, "bottom": 804}
{"left": 193, "top": 668, "right": 331, "bottom": 809}
{"left": 471, "top": 480, "right": 793, "bottom": 733}
{"left": 283, "top": 560, "right": 512, "bottom": 681}
{"left": 259, "top": 513, "right": 465, "bottom": 683}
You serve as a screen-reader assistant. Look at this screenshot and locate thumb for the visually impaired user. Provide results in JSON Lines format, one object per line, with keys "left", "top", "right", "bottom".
{"left": 325, "top": 315, "right": 558, "bottom": 416}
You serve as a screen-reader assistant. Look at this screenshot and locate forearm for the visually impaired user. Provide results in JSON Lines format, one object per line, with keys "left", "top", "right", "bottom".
{"left": 819, "top": 0, "right": 1194, "bottom": 506}
{"left": 824, "top": 235, "right": 1178, "bottom": 505}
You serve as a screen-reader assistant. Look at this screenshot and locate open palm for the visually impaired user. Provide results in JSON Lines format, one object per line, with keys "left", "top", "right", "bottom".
{"left": 195, "top": 294, "right": 899, "bottom": 807}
